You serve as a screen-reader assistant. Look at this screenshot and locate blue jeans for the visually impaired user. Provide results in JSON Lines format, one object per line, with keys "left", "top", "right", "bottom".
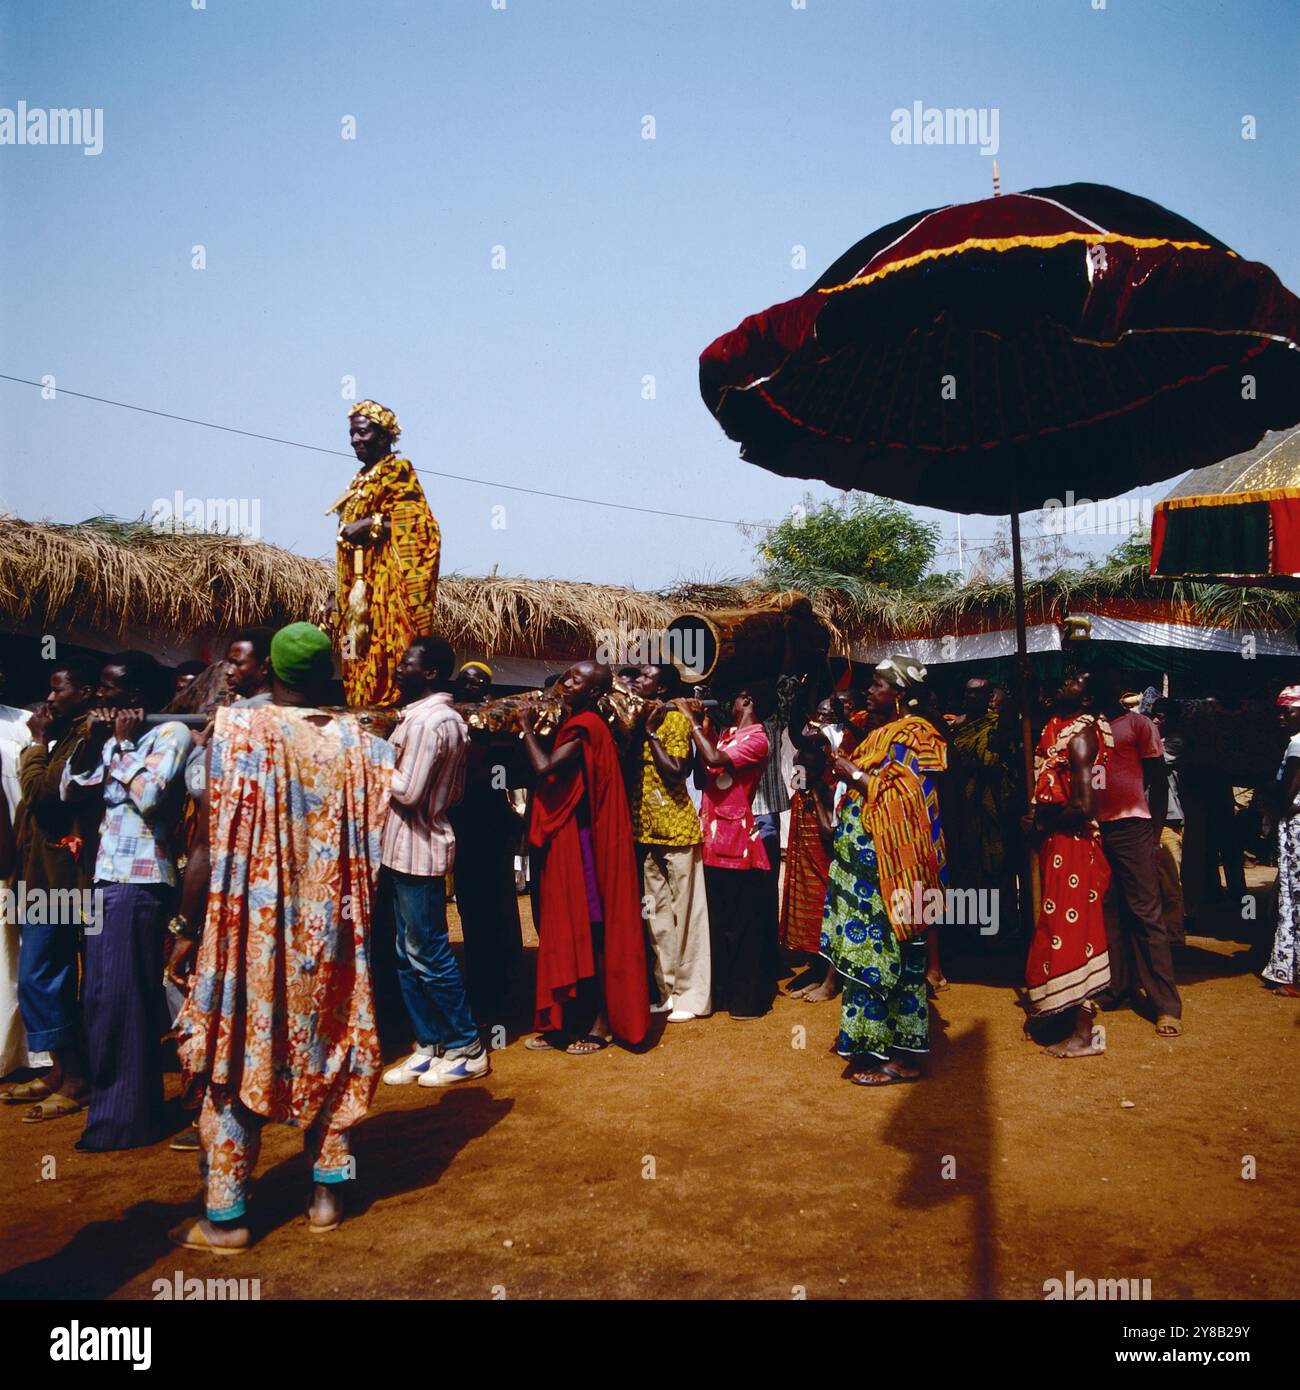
{"left": 18, "top": 915, "right": 82, "bottom": 1054}
{"left": 381, "top": 868, "right": 479, "bottom": 1053}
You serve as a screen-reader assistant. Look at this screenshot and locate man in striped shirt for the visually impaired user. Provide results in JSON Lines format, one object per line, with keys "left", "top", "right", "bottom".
{"left": 379, "top": 637, "right": 488, "bottom": 1087}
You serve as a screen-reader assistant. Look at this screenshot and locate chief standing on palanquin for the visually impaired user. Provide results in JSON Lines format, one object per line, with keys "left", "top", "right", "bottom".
{"left": 327, "top": 400, "right": 441, "bottom": 708}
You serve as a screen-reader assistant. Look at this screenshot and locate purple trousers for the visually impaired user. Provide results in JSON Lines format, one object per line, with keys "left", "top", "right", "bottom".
{"left": 80, "top": 882, "right": 169, "bottom": 1151}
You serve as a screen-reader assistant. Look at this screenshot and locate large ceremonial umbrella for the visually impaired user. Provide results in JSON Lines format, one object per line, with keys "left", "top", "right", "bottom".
{"left": 700, "top": 181, "right": 1300, "bottom": 917}
{"left": 1151, "top": 426, "right": 1300, "bottom": 588}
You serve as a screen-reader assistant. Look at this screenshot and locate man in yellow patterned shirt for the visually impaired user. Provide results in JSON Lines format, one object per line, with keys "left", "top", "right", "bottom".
{"left": 327, "top": 401, "right": 440, "bottom": 707}
{"left": 624, "top": 664, "right": 711, "bottom": 1022}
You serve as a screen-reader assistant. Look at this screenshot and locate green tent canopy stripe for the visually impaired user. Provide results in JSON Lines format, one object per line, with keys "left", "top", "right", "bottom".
{"left": 1153, "top": 501, "right": 1271, "bottom": 578}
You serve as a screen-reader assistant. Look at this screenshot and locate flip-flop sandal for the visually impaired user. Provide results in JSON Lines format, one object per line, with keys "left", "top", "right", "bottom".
{"left": 850, "top": 1064, "right": 921, "bottom": 1086}
{"left": 168, "top": 1220, "right": 247, "bottom": 1256}
{"left": 524, "top": 1032, "right": 566, "bottom": 1051}
{"left": 3, "top": 1078, "right": 53, "bottom": 1104}
{"left": 1155, "top": 1015, "right": 1183, "bottom": 1037}
{"left": 564, "top": 1035, "right": 610, "bottom": 1055}
{"left": 20, "top": 1092, "right": 86, "bottom": 1123}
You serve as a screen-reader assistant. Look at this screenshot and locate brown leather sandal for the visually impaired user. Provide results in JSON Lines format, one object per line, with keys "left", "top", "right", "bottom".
{"left": 20, "top": 1092, "right": 86, "bottom": 1123}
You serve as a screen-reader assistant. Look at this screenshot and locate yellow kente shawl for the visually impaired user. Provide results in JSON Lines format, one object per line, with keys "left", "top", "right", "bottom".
{"left": 849, "top": 714, "right": 949, "bottom": 941}
{"left": 328, "top": 454, "right": 440, "bottom": 707}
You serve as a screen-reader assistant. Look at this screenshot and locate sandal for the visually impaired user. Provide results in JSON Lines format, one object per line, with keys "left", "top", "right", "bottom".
{"left": 564, "top": 1035, "right": 610, "bottom": 1055}
{"left": 3, "top": 1078, "right": 53, "bottom": 1105}
{"left": 1155, "top": 1015, "right": 1182, "bottom": 1037}
{"left": 168, "top": 1219, "right": 247, "bottom": 1256}
{"left": 849, "top": 1061, "right": 921, "bottom": 1087}
{"left": 524, "top": 1032, "right": 566, "bottom": 1051}
{"left": 20, "top": 1092, "right": 87, "bottom": 1124}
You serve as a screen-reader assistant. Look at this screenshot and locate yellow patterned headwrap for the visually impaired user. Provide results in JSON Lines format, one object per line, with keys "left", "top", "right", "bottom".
{"left": 348, "top": 399, "right": 401, "bottom": 442}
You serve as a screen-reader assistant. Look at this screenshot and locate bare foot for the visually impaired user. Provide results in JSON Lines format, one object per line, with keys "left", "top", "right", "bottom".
{"left": 1270, "top": 983, "right": 1300, "bottom": 997}
{"left": 308, "top": 1183, "right": 343, "bottom": 1232}
{"left": 926, "top": 972, "right": 949, "bottom": 995}
{"left": 785, "top": 967, "right": 820, "bottom": 997}
{"left": 1043, "top": 1034, "right": 1105, "bottom": 1058}
{"left": 802, "top": 978, "right": 839, "bottom": 1002}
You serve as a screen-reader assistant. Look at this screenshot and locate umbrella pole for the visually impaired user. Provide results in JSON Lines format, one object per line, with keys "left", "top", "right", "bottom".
{"left": 1008, "top": 505, "right": 1040, "bottom": 934}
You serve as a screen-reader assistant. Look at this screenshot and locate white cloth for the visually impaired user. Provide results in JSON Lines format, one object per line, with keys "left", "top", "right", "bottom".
{"left": 0, "top": 706, "right": 46, "bottom": 1076}
{"left": 1264, "top": 736, "right": 1300, "bottom": 986}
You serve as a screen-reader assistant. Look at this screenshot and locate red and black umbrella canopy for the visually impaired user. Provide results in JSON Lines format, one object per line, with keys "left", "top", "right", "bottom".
{"left": 700, "top": 183, "right": 1300, "bottom": 514}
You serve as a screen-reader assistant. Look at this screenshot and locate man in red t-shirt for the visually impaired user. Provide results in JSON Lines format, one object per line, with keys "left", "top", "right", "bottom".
{"left": 1086, "top": 669, "right": 1182, "bottom": 1035}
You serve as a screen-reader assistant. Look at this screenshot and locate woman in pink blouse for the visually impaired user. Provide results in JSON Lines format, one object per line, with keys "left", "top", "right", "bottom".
{"left": 673, "top": 682, "right": 775, "bottom": 1019}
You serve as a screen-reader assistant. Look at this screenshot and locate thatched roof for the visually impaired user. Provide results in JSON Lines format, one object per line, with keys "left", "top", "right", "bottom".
{"left": 3, "top": 518, "right": 1297, "bottom": 664}
{"left": 894, "top": 558, "right": 1300, "bottom": 634}
{"left": 1, "top": 516, "right": 334, "bottom": 639}
{"left": 0, "top": 517, "right": 760, "bottom": 658}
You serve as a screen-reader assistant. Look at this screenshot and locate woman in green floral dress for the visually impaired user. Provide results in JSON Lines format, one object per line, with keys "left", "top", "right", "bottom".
{"left": 822, "top": 658, "right": 949, "bottom": 1086}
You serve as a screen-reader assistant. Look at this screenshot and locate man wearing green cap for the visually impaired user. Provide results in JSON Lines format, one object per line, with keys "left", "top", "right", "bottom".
{"left": 170, "top": 622, "right": 396, "bottom": 1251}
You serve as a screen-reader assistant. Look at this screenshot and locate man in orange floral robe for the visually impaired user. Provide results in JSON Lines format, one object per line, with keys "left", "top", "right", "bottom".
{"left": 171, "top": 624, "right": 395, "bottom": 1252}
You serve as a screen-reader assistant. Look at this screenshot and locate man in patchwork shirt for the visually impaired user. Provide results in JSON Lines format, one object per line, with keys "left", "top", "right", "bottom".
{"left": 62, "top": 652, "right": 192, "bottom": 1151}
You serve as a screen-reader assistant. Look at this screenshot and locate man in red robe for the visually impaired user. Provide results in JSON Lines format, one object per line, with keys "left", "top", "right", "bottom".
{"left": 519, "top": 661, "right": 649, "bottom": 1053}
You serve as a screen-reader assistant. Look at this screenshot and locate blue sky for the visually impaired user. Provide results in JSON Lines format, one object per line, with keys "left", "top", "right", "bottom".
{"left": 2, "top": 0, "right": 1296, "bottom": 589}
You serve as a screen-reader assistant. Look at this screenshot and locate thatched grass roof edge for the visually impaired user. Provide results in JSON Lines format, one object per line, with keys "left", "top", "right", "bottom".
{"left": 4, "top": 518, "right": 1297, "bottom": 659}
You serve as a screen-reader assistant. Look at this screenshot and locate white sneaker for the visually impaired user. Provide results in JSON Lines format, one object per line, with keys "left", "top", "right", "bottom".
{"left": 650, "top": 995, "right": 676, "bottom": 1014}
{"left": 383, "top": 1045, "right": 440, "bottom": 1085}
{"left": 419, "top": 1047, "right": 490, "bottom": 1087}
{"left": 667, "top": 1009, "right": 696, "bottom": 1023}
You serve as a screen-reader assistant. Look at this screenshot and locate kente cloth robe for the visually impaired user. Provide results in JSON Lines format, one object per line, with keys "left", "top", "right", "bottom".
{"left": 331, "top": 454, "right": 440, "bottom": 708}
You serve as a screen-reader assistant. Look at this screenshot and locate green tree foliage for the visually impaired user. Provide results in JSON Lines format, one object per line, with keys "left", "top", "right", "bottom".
{"left": 754, "top": 492, "right": 953, "bottom": 595}
{"left": 1099, "top": 531, "right": 1152, "bottom": 570}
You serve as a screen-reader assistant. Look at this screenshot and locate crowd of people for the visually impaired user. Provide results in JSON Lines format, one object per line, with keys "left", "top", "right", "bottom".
{"left": 2, "top": 628, "right": 1299, "bottom": 1250}
{"left": 1, "top": 399, "right": 1296, "bottom": 1254}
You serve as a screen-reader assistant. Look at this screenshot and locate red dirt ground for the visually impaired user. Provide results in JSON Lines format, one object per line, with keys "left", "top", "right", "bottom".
{"left": 2, "top": 879, "right": 1297, "bottom": 1301}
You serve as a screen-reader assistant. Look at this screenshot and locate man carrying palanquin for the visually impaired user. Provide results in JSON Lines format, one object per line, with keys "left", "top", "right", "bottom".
{"left": 170, "top": 623, "right": 395, "bottom": 1252}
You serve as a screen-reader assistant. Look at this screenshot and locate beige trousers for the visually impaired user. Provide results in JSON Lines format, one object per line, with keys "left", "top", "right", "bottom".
{"left": 638, "top": 843, "right": 712, "bottom": 1017}
{"left": 1157, "top": 824, "right": 1185, "bottom": 943}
